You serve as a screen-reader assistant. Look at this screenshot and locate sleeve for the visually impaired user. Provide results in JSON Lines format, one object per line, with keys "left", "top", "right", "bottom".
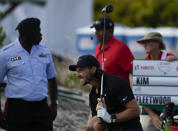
{"left": 116, "top": 81, "right": 135, "bottom": 105}
{"left": 117, "top": 44, "right": 134, "bottom": 72}
{"left": 46, "top": 53, "right": 57, "bottom": 79}
{"left": 0, "top": 53, "right": 7, "bottom": 83}
{"left": 166, "top": 53, "right": 177, "bottom": 59}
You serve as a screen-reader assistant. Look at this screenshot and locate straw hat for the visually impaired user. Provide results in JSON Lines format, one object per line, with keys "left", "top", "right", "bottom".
{"left": 137, "top": 32, "right": 166, "bottom": 50}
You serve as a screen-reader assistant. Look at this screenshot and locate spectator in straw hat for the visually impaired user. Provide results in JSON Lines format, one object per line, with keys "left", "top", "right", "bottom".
{"left": 137, "top": 32, "right": 177, "bottom": 131}
{"left": 137, "top": 32, "right": 177, "bottom": 61}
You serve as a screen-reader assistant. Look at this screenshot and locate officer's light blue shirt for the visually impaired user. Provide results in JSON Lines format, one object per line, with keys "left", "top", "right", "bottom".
{"left": 0, "top": 39, "right": 57, "bottom": 101}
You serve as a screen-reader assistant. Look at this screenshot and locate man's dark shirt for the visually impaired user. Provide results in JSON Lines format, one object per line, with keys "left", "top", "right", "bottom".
{"left": 89, "top": 74, "right": 141, "bottom": 128}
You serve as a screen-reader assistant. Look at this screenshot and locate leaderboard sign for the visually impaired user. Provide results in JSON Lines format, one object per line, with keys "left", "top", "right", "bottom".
{"left": 133, "top": 60, "right": 178, "bottom": 106}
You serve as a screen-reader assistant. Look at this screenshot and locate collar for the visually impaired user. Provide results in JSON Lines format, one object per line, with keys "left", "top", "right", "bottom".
{"left": 161, "top": 50, "right": 167, "bottom": 60}
{"left": 15, "top": 39, "right": 39, "bottom": 54}
{"left": 147, "top": 51, "right": 165, "bottom": 60}
{"left": 98, "top": 36, "right": 114, "bottom": 51}
{"left": 14, "top": 39, "right": 24, "bottom": 53}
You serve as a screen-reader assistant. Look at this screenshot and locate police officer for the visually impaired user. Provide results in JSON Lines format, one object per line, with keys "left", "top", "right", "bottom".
{"left": 0, "top": 18, "right": 58, "bottom": 131}
{"left": 69, "top": 55, "right": 143, "bottom": 131}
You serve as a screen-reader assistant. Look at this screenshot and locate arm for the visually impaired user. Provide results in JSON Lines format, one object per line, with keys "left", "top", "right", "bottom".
{"left": 0, "top": 53, "right": 6, "bottom": 84}
{"left": 48, "top": 77, "right": 58, "bottom": 103}
{"left": 143, "top": 106, "right": 161, "bottom": 130}
{"left": 165, "top": 53, "right": 178, "bottom": 61}
{"left": 92, "top": 116, "right": 106, "bottom": 131}
{"left": 89, "top": 98, "right": 106, "bottom": 131}
{"left": 0, "top": 83, "right": 8, "bottom": 130}
{"left": 0, "top": 53, "right": 8, "bottom": 129}
{"left": 85, "top": 111, "right": 95, "bottom": 131}
{"left": 48, "top": 77, "right": 58, "bottom": 120}
{"left": 115, "top": 99, "right": 140, "bottom": 122}
{"left": 166, "top": 55, "right": 178, "bottom": 61}
{"left": 96, "top": 98, "right": 140, "bottom": 124}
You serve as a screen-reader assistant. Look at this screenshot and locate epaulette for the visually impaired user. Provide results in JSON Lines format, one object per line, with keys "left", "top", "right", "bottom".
{"left": 37, "top": 43, "right": 50, "bottom": 54}
{"left": 38, "top": 43, "right": 47, "bottom": 48}
{"left": 1, "top": 43, "right": 15, "bottom": 52}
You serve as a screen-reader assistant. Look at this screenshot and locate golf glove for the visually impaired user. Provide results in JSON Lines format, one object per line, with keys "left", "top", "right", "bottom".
{"left": 97, "top": 107, "right": 111, "bottom": 123}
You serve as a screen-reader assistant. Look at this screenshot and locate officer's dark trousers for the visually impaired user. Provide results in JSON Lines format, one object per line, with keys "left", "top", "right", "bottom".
{"left": 5, "top": 98, "right": 53, "bottom": 131}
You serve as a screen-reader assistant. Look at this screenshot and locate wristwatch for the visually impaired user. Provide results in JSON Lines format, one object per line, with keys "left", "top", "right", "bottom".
{"left": 111, "top": 114, "right": 117, "bottom": 123}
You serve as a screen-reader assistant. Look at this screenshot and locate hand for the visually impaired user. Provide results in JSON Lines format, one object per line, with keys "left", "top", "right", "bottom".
{"left": 166, "top": 55, "right": 177, "bottom": 61}
{"left": 85, "top": 113, "right": 94, "bottom": 131}
{"left": 96, "top": 98, "right": 106, "bottom": 111}
{"left": 151, "top": 114, "right": 162, "bottom": 130}
{"left": 49, "top": 104, "right": 57, "bottom": 121}
{"left": 0, "top": 111, "right": 8, "bottom": 130}
{"left": 97, "top": 107, "right": 111, "bottom": 124}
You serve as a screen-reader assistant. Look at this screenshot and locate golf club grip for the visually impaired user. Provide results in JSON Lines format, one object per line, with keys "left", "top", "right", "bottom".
{"left": 98, "top": 117, "right": 105, "bottom": 124}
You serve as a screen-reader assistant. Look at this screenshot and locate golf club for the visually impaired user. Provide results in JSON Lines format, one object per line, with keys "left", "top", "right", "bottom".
{"left": 102, "top": 4, "right": 114, "bottom": 13}
{"left": 98, "top": 4, "right": 114, "bottom": 124}
{"left": 100, "top": 4, "right": 114, "bottom": 102}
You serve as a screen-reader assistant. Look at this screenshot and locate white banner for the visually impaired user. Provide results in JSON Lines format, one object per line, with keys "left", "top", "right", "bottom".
{"left": 133, "top": 60, "right": 178, "bottom": 76}
{"left": 132, "top": 76, "right": 178, "bottom": 86}
{"left": 135, "top": 95, "right": 178, "bottom": 105}
{"left": 133, "top": 60, "right": 178, "bottom": 105}
{"left": 133, "top": 86, "right": 178, "bottom": 96}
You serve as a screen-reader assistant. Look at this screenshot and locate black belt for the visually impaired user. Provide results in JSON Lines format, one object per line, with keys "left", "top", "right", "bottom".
{"left": 7, "top": 98, "right": 47, "bottom": 104}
